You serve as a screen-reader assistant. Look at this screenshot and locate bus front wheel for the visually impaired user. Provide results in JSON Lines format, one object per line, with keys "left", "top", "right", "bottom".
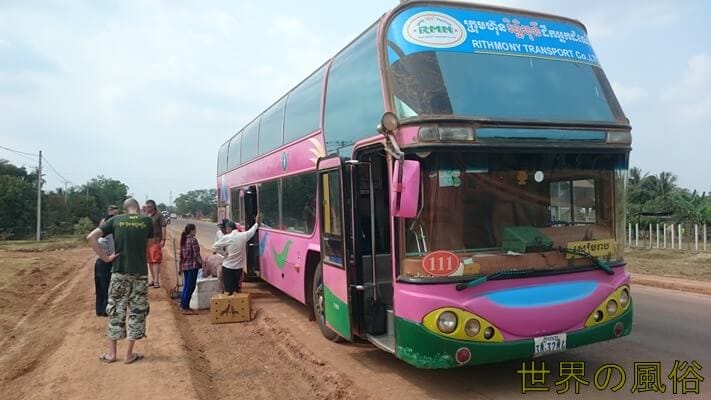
{"left": 313, "top": 263, "right": 342, "bottom": 342}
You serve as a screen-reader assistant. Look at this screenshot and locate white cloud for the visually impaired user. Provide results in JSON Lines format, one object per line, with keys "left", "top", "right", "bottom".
{"left": 661, "top": 53, "right": 711, "bottom": 123}
{"left": 611, "top": 81, "right": 647, "bottom": 106}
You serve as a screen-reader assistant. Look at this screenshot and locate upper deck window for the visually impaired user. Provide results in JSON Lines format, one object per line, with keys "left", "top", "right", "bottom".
{"left": 324, "top": 26, "right": 383, "bottom": 155}
{"left": 217, "top": 142, "right": 229, "bottom": 175}
{"left": 259, "top": 98, "right": 286, "bottom": 156}
{"left": 227, "top": 132, "right": 241, "bottom": 171}
{"left": 241, "top": 118, "right": 260, "bottom": 163}
{"left": 386, "top": 6, "right": 625, "bottom": 123}
{"left": 284, "top": 67, "right": 324, "bottom": 144}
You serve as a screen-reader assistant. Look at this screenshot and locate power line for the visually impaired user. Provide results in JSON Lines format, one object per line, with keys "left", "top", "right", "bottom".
{"left": 41, "top": 154, "right": 70, "bottom": 184}
{"left": 0, "top": 144, "right": 37, "bottom": 157}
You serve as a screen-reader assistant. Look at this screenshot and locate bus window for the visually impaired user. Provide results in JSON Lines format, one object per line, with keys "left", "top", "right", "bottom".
{"left": 230, "top": 187, "right": 241, "bottom": 224}
{"left": 322, "top": 171, "right": 343, "bottom": 266}
{"left": 284, "top": 67, "right": 324, "bottom": 144}
{"left": 217, "top": 142, "right": 229, "bottom": 174}
{"left": 323, "top": 26, "right": 382, "bottom": 155}
{"left": 259, "top": 98, "right": 286, "bottom": 156}
{"left": 551, "top": 179, "right": 597, "bottom": 224}
{"left": 241, "top": 118, "right": 260, "bottom": 163}
{"left": 227, "top": 133, "right": 241, "bottom": 170}
{"left": 282, "top": 173, "right": 317, "bottom": 234}
{"left": 258, "top": 180, "right": 280, "bottom": 229}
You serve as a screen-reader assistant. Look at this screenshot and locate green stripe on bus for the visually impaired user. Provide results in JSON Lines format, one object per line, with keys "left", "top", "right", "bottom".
{"left": 395, "top": 302, "right": 633, "bottom": 368}
{"left": 323, "top": 285, "right": 351, "bottom": 340}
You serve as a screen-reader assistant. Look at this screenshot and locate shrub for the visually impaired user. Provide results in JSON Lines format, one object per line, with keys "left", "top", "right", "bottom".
{"left": 73, "top": 217, "right": 95, "bottom": 237}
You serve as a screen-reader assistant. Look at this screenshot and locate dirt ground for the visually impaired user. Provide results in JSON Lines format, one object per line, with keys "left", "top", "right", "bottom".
{"left": 2, "top": 230, "right": 709, "bottom": 400}
{"left": 625, "top": 247, "right": 711, "bottom": 282}
{"left": 0, "top": 233, "right": 364, "bottom": 400}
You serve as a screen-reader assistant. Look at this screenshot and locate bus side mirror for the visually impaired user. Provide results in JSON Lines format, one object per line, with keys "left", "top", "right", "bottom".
{"left": 391, "top": 159, "right": 420, "bottom": 218}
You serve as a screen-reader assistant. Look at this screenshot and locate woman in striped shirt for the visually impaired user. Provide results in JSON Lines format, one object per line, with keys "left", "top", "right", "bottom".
{"left": 179, "top": 224, "right": 201, "bottom": 314}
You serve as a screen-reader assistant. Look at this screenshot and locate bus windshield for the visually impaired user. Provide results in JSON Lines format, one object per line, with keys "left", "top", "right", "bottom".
{"left": 385, "top": 5, "right": 626, "bottom": 123}
{"left": 388, "top": 51, "right": 624, "bottom": 123}
{"left": 402, "top": 151, "right": 627, "bottom": 280}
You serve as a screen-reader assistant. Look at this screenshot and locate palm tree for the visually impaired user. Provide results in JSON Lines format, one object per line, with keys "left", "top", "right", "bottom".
{"left": 656, "top": 171, "right": 678, "bottom": 196}
{"left": 628, "top": 167, "right": 646, "bottom": 188}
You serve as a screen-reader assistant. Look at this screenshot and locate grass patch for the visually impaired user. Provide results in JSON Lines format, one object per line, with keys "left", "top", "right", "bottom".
{"left": 0, "top": 236, "right": 84, "bottom": 252}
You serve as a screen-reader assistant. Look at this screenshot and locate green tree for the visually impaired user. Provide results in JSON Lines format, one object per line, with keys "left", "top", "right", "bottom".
{"left": 175, "top": 189, "right": 217, "bottom": 220}
{"left": 0, "top": 160, "right": 37, "bottom": 238}
{"left": 81, "top": 176, "right": 128, "bottom": 217}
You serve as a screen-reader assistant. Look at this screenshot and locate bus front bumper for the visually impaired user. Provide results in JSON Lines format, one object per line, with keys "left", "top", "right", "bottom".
{"left": 394, "top": 303, "right": 633, "bottom": 369}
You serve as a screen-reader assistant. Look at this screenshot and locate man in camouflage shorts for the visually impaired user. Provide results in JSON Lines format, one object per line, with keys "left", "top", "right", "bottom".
{"left": 88, "top": 198, "right": 154, "bottom": 364}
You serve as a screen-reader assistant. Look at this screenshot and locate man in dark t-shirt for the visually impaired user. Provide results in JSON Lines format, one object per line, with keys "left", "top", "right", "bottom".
{"left": 88, "top": 197, "right": 153, "bottom": 364}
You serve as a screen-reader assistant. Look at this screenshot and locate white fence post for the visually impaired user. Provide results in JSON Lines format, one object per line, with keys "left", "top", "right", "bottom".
{"left": 635, "top": 223, "right": 639, "bottom": 247}
{"left": 705, "top": 223, "right": 707, "bottom": 251}
{"left": 671, "top": 224, "right": 675, "bottom": 250}
{"left": 656, "top": 224, "right": 660, "bottom": 248}
{"left": 628, "top": 223, "right": 632, "bottom": 246}
{"left": 663, "top": 223, "right": 667, "bottom": 249}
{"left": 649, "top": 224, "right": 652, "bottom": 248}
{"left": 695, "top": 224, "right": 699, "bottom": 251}
{"left": 678, "top": 224, "right": 682, "bottom": 250}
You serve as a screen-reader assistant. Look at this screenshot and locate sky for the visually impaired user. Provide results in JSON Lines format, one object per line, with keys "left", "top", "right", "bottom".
{"left": 1, "top": 0, "right": 709, "bottom": 205}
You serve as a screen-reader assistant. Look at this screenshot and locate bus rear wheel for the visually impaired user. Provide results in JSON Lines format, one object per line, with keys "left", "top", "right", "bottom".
{"left": 313, "top": 263, "right": 342, "bottom": 342}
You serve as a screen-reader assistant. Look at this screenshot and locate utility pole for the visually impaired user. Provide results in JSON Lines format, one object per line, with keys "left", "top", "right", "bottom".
{"left": 36, "top": 150, "right": 42, "bottom": 241}
{"left": 169, "top": 191, "right": 172, "bottom": 207}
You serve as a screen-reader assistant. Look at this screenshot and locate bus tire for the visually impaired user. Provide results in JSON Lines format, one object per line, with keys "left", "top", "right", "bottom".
{"left": 313, "top": 263, "right": 342, "bottom": 342}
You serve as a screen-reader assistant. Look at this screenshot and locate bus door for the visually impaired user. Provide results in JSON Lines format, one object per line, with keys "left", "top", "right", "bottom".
{"left": 244, "top": 185, "right": 260, "bottom": 276}
{"left": 317, "top": 156, "right": 360, "bottom": 341}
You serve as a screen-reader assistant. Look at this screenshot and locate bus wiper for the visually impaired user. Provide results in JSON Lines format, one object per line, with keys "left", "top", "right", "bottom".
{"left": 556, "top": 246, "right": 614, "bottom": 275}
{"left": 456, "top": 268, "right": 537, "bottom": 291}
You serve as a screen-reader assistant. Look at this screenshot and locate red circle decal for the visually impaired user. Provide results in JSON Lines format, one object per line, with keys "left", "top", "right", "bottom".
{"left": 422, "top": 250, "right": 460, "bottom": 277}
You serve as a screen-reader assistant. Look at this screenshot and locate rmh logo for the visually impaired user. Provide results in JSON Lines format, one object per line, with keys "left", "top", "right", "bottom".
{"left": 418, "top": 24, "right": 454, "bottom": 34}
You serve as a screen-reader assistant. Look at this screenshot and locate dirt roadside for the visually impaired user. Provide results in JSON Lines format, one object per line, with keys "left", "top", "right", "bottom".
{"left": 626, "top": 247, "right": 711, "bottom": 295}
{"left": 0, "top": 233, "right": 366, "bottom": 400}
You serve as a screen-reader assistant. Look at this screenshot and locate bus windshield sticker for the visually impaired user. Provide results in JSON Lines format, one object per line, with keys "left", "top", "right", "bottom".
{"left": 389, "top": 6, "right": 599, "bottom": 66}
{"left": 438, "top": 169, "right": 461, "bottom": 187}
{"left": 564, "top": 239, "right": 615, "bottom": 259}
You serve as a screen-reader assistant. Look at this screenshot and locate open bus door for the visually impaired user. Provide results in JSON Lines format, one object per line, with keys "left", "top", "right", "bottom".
{"left": 244, "top": 185, "right": 260, "bottom": 277}
{"left": 316, "top": 156, "right": 358, "bottom": 341}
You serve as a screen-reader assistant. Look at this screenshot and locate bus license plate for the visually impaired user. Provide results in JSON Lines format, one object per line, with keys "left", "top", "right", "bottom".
{"left": 534, "top": 333, "right": 567, "bottom": 357}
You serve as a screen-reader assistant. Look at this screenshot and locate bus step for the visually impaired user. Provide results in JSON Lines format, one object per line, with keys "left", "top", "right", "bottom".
{"left": 367, "top": 333, "right": 395, "bottom": 354}
{"left": 367, "top": 309, "right": 395, "bottom": 353}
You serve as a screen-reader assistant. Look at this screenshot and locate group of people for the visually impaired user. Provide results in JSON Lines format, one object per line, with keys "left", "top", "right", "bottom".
{"left": 87, "top": 198, "right": 259, "bottom": 364}
{"left": 178, "top": 216, "right": 259, "bottom": 314}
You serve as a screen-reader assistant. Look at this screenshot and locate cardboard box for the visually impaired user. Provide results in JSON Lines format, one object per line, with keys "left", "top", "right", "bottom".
{"left": 190, "top": 276, "right": 219, "bottom": 310}
{"left": 210, "top": 293, "right": 251, "bottom": 324}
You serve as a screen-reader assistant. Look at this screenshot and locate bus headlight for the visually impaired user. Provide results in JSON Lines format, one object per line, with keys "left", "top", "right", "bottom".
{"left": 423, "top": 308, "right": 504, "bottom": 342}
{"left": 437, "top": 311, "right": 458, "bottom": 334}
{"left": 464, "top": 319, "right": 480, "bottom": 337}
{"left": 619, "top": 288, "right": 629, "bottom": 308}
{"left": 585, "top": 285, "right": 631, "bottom": 327}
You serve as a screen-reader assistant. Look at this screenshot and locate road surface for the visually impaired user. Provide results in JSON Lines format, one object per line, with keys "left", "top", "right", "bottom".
{"left": 172, "top": 218, "right": 711, "bottom": 399}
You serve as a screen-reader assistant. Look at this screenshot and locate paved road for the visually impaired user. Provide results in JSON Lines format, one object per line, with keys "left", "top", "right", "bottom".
{"left": 171, "top": 218, "right": 711, "bottom": 399}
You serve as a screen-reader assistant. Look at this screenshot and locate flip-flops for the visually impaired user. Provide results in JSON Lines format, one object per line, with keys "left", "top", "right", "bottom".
{"left": 124, "top": 353, "right": 144, "bottom": 364}
{"left": 99, "top": 353, "right": 116, "bottom": 363}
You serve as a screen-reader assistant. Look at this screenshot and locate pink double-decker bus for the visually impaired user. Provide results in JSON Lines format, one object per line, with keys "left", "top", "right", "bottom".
{"left": 216, "top": 1, "right": 632, "bottom": 368}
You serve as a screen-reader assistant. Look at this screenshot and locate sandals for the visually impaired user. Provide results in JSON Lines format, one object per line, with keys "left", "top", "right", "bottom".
{"left": 181, "top": 308, "right": 198, "bottom": 315}
{"left": 124, "top": 353, "right": 144, "bottom": 364}
{"left": 99, "top": 353, "right": 116, "bottom": 363}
